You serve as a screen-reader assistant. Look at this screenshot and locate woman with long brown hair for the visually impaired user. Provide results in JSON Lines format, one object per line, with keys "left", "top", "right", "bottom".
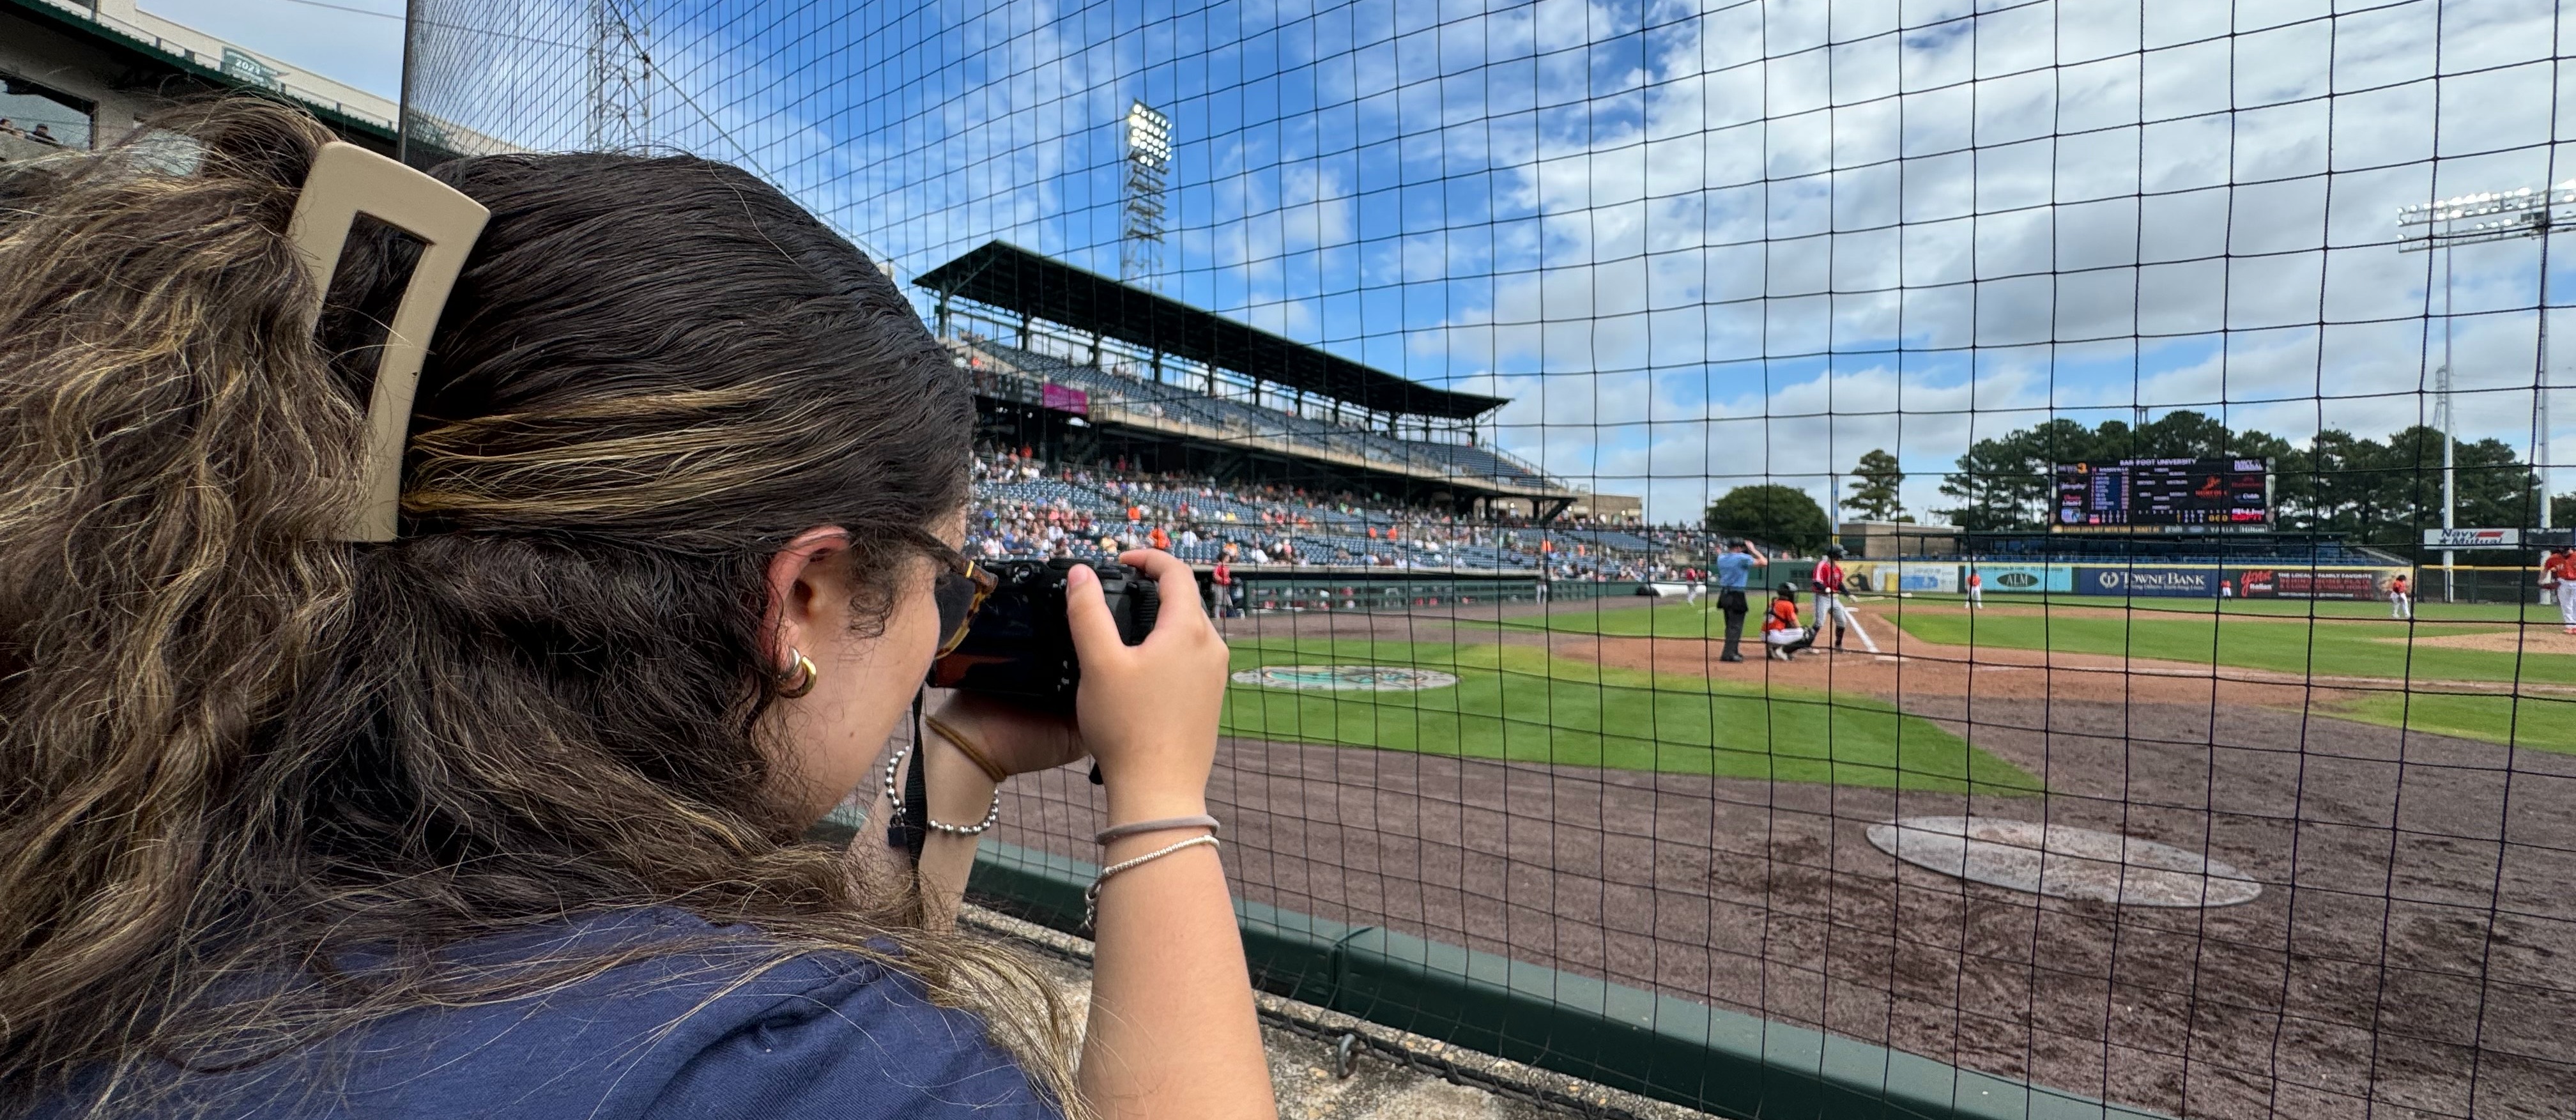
{"left": 0, "top": 100, "right": 1273, "bottom": 1119}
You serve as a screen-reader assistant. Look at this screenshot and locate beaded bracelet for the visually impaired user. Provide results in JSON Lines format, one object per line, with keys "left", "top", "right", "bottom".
{"left": 1083, "top": 834, "right": 1220, "bottom": 930}
{"left": 880, "top": 743, "right": 1002, "bottom": 836}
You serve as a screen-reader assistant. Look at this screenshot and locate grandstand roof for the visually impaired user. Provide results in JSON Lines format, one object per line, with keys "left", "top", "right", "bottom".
{"left": 916, "top": 241, "right": 1509, "bottom": 421}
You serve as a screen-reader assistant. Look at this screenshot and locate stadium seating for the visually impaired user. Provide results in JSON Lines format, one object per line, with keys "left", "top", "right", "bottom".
{"left": 961, "top": 338, "right": 1557, "bottom": 487}
{"left": 966, "top": 449, "right": 1692, "bottom": 579}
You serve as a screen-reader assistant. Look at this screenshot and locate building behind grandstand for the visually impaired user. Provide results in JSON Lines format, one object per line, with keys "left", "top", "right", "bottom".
{"left": 1, "top": 0, "right": 506, "bottom": 167}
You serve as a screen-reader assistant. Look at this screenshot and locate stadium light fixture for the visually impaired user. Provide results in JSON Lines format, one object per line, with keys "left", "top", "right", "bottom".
{"left": 2396, "top": 182, "right": 2576, "bottom": 251}
{"left": 1124, "top": 100, "right": 1171, "bottom": 164}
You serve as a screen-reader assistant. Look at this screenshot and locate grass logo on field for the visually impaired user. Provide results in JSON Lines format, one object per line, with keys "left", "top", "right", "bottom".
{"left": 1232, "top": 665, "right": 1461, "bottom": 691}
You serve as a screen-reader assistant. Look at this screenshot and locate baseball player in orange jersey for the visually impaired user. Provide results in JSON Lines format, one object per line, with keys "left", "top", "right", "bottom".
{"left": 1809, "top": 546, "right": 1880, "bottom": 653}
{"left": 2545, "top": 549, "right": 2576, "bottom": 634}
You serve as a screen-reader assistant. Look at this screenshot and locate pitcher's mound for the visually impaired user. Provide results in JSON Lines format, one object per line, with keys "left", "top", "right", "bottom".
{"left": 2382, "top": 628, "right": 2576, "bottom": 656}
{"left": 1867, "top": 817, "right": 2261, "bottom": 907}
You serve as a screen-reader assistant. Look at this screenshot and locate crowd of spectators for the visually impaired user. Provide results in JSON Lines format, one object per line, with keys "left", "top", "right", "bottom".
{"left": 963, "top": 446, "right": 1740, "bottom": 581}
{"left": 0, "top": 119, "right": 64, "bottom": 146}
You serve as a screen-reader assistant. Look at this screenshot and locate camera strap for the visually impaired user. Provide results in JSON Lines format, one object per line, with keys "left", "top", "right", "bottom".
{"left": 890, "top": 693, "right": 931, "bottom": 861}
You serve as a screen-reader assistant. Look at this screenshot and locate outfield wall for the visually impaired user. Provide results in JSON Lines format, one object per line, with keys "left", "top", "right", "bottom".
{"left": 1850, "top": 562, "right": 2414, "bottom": 601}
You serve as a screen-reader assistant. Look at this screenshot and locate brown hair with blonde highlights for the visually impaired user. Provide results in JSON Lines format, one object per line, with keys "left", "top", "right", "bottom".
{"left": 0, "top": 100, "right": 1078, "bottom": 1116}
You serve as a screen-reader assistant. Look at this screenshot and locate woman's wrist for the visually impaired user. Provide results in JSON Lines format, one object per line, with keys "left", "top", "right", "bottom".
{"left": 1104, "top": 783, "right": 1209, "bottom": 826}
{"left": 921, "top": 710, "right": 1009, "bottom": 784}
{"left": 917, "top": 732, "right": 1002, "bottom": 823}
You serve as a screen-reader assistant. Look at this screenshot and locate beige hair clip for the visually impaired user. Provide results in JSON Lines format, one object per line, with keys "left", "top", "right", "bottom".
{"left": 286, "top": 141, "right": 489, "bottom": 542}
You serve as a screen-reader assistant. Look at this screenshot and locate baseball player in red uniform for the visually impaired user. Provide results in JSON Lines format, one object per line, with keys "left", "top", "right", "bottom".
{"left": 2545, "top": 549, "right": 2576, "bottom": 634}
{"left": 1809, "top": 546, "right": 1878, "bottom": 653}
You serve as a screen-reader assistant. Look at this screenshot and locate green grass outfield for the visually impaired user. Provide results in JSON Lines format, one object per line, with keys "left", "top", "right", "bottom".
{"left": 1498, "top": 593, "right": 2568, "bottom": 638}
{"left": 1887, "top": 609, "right": 2576, "bottom": 686}
{"left": 1497, "top": 596, "right": 2575, "bottom": 686}
{"left": 1220, "top": 638, "right": 2040, "bottom": 794}
{"left": 1491, "top": 596, "right": 2576, "bottom": 753}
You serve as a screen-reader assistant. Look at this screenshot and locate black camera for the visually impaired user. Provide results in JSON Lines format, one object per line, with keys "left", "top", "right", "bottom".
{"left": 927, "top": 558, "right": 1159, "bottom": 707}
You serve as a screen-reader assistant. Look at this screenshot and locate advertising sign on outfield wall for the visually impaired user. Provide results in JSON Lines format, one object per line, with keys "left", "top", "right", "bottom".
{"left": 1848, "top": 563, "right": 1959, "bottom": 594}
{"left": 2234, "top": 569, "right": 2395, "bottom": 601}
{"left": 1971, "top": 564, "right": 2073, "bottom": 593}
{"left": 2421, "top": 528, "right": 2519, "bottom": 549}
{"left": 2077, "top": 567, "right": 2222, "bottom": 597}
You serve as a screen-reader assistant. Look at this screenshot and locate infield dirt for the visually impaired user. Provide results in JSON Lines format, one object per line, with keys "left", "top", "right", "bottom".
{"left": 2379, "top": 629, "right": 2576, "bottom": 657}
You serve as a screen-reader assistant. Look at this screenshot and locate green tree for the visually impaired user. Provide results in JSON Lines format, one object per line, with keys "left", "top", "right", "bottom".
{"left": 1841, "top": 449, "right": 1906, "bottom": 521}
{"left": 1705, "top": 485, "right": 1833, "bottom": 553}
{"left": 2352, "top": 426, "right": 2543, "bottom": 556}
{"left": 1935, "top": 418, "right": 2097, "bottom": 530}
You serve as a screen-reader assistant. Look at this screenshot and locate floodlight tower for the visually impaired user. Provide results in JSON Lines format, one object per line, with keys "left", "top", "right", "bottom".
{"left": 586, "top": 0, "right": 648, "bottom": 150}
{"left": 2399, "top": 180, "right": 2575, "bottom": 527}
{"left": 1120, "top": 101, "right": 1172, "bottom": 291}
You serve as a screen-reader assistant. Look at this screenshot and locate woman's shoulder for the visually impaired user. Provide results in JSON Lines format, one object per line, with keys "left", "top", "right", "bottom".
{"left": 65, "top": 909, "right": 1060, "bottom": 1120}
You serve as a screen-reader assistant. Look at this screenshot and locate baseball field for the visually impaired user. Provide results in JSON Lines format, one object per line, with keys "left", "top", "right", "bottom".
{"left": 1219, "top": 637, "right": 2040, "bottom": 792}
{"left": 986, "top": 592, "right": 2575, "bottom": 1120}
{"left": 1496, "top": 593, "right": 2576, "bottom": 752}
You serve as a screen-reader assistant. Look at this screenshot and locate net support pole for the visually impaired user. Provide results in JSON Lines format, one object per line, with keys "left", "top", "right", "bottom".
{"left": 395, "top": 0, "right": 418, "bottom": 163}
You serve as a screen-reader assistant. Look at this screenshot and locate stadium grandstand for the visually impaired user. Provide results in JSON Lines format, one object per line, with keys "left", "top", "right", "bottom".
{"left": 920, "top": 240, "right": 1719, "bottom": 584}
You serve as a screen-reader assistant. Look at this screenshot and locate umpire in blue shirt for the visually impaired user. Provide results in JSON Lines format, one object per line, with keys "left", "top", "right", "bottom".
{"left": 1714, "top": 539, "right": 1767, "bottom": 662}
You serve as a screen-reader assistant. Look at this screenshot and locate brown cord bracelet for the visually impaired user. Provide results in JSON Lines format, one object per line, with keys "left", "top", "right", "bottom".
{"left": 921, "top": 713, "right": 1009, "bottom": 785}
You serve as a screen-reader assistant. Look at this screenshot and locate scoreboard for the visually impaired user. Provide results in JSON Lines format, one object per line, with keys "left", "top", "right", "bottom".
{"left": 2053, "top": 457, "right": 2271, "bottom": 530}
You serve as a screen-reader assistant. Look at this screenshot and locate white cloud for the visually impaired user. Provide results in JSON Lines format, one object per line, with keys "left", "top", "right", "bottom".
{"left": 1408, "top": 0, "right": 2576, "bottom": 519}
{"left": 390, "top": 0, "right": 2576, "bottom": 523}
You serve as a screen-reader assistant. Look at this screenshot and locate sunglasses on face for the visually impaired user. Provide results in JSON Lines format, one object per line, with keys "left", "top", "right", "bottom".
{"left": 931, "top": 550, "right": 997, "bottom": 656}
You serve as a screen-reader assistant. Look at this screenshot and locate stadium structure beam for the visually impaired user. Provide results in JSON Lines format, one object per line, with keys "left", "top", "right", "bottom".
{"left": 914, "top": 240, "right": 1508, "bottom": 421}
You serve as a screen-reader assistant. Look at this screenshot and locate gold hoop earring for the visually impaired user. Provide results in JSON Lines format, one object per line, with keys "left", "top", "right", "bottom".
{"left": 777, "top": 651, "right": 819, "bottom": 699}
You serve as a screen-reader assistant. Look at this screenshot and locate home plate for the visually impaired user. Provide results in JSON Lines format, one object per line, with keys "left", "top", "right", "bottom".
{"left": 1874, "top": 656, "right": 1898, "bottom": 663}
{"left": 1866, "top": 817, "right": 2261, "bottom": 907}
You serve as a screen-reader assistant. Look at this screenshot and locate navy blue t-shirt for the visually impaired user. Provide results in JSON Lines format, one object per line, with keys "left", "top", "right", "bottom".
{"left": 34, "top": 909, "right": 1061, "bottom": 1120}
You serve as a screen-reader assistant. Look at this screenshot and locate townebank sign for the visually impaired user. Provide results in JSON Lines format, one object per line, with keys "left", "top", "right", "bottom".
{"left": 2077, "top": 567, "right": 2220, "bottom": 597}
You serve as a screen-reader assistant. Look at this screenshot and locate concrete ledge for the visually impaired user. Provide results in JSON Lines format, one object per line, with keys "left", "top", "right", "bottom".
{"left": 965, "top": 840, "right": 2169, "bottom": 1120}
{"left": 961, "top": 904, "right": 1714, "bottom": 1120}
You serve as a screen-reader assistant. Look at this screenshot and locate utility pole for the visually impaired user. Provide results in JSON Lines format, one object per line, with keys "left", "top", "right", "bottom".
{"left": 2437, "top": 360, "right": 2457, "bottom": 602}
{"left": 396, "top": 0, "right": 418, "bottom": 164}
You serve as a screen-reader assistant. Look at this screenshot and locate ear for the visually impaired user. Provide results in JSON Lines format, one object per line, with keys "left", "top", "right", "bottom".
{"left": 761, "top": 526, "right": 854, "bottom": 672}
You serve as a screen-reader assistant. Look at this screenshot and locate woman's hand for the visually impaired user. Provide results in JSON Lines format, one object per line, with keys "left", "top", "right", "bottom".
{"left": 1063, "top": 551, "right": 1271, "bottom": 1118}
{"left": 925, "top": 689, "right": 1085, "bottom": 778}
{"left": 1066, "top": 549, "right": 1228, "bottom": 822}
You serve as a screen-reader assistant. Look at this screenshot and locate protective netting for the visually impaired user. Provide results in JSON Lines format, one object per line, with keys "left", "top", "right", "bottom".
{"left": 408, "top": 2, "right": 2572, "bottom": 1116}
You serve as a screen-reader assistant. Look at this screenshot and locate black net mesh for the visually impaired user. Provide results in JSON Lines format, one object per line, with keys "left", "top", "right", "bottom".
{"left": 408, "top": 3, "right": 2573, "bottom": 1116}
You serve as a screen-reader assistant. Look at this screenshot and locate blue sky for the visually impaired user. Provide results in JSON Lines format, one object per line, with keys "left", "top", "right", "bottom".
{"left": 172, "top": 0, "right": 2575, "bottom": 522}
